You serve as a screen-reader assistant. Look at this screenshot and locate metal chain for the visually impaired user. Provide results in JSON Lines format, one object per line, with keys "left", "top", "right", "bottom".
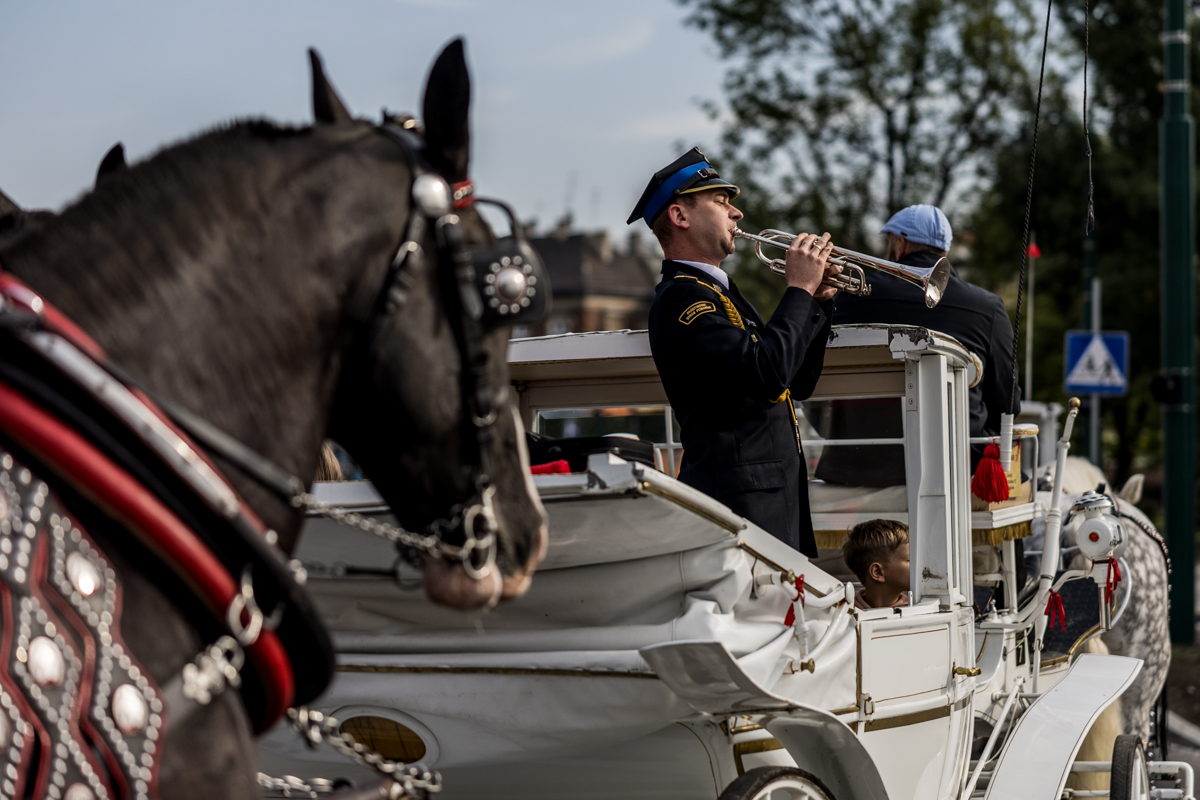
{"left": 291, "top": 486, "right": 497, "bottom": 580}
{"left": 286, "top": 707, "right": 443, "bottom": 796}
{"left": 258, "top": 773, "right": 341, "bottom": 798}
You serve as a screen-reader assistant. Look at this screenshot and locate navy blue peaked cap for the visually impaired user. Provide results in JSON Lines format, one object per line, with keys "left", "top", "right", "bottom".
{"left": 627, "top": 147, "right": 740, "bottom": 227}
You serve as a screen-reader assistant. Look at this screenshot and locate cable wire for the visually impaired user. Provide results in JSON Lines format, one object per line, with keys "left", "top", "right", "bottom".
{"left": 1011, "top": 0, "right": 1056, "bottom": 414}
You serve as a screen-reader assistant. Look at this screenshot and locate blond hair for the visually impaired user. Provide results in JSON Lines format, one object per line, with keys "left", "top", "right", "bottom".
{"left": 842, "top": 519, "right": 909, "bottom": 583}
{"left": 314, "top": 441, "right": 344, "bottom": 482}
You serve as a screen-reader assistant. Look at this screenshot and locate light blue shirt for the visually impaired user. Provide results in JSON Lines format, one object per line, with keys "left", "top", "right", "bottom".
{"left": 674, "top": 259, "right": 730, "bottom": 290}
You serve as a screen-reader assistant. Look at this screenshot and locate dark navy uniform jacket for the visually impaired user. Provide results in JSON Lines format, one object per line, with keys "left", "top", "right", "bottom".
{"left": 833, "top": 250, "right": 1020, "bottom": 437}
{"left": 648, "top": 261, "right": 833, "bottom": 556}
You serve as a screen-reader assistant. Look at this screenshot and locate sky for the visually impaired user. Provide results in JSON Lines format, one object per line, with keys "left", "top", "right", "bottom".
{"left": 0, "top": 0, "right": 728, "bottom": 247}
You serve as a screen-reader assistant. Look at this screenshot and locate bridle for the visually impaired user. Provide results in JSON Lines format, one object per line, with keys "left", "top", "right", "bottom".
{"left": 143, "top": 114, "right": 548, "bottom": 581}
{"left": 0, "top": 114, "right": 548, "bottom": 798}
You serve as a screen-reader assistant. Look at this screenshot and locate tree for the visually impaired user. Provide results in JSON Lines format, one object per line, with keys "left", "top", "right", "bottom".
{"left": 681, "top": 0, "right": 1039, "bottom": 311}
{"left": 970, "top": 0, "right": 1193, "bottom": 515}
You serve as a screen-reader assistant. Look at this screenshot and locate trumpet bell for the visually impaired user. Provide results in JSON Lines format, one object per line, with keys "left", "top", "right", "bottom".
{"left": 924, "top": 257, "right": 951, "bottom": 309}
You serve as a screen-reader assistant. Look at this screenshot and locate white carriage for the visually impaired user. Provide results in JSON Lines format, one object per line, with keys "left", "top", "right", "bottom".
{"left": 258, "top": 324, "right": 1191, "bottom": 800}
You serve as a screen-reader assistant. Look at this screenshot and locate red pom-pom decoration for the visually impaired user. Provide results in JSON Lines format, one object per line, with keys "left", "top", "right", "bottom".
{"left": 971, "top": 443, "right": 1011, "bottom": 503}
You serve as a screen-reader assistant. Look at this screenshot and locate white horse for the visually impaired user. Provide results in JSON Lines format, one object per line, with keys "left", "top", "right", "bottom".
{"left": 1037, "top": 458, "right": 1171, "bottom": 789}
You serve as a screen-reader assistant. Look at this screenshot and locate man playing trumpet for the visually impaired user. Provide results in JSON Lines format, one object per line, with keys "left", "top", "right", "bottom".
{"left": 629, "top": 148, "right": 840, "bottom": 556}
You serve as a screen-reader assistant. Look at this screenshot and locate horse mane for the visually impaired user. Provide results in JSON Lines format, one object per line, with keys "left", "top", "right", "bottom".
{"left": 0, "top": 119, "right": 321, "bottom": 289}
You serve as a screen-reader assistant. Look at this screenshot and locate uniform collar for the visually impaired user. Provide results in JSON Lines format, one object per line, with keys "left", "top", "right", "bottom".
{"left": 662, "top": 259, "right": 730, "bottom": 290}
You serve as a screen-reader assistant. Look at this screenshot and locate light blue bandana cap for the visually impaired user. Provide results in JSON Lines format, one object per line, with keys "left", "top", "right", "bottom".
{"left": 879, "top": 204, "right": 952, "bottom": 252}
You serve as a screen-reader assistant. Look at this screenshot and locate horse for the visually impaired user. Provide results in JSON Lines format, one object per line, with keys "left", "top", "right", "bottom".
{"left": 1030, "top": 456, "right": 1171, "bottom": 790}
{"left": 0, "top": 39, "right": 547, "bottom": 800}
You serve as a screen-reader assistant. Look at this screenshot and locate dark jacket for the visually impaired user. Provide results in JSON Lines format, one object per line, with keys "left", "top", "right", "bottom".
{"left": 833, "top": 250, "right": 1020, "bottom": 436}
{"left": 648, "top": 261, "right": 833, "bottom": 556}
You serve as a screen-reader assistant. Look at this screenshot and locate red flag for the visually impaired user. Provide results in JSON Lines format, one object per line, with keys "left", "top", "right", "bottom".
{"left": 1026, "top": 242, "right": 1042, "bottom": 258}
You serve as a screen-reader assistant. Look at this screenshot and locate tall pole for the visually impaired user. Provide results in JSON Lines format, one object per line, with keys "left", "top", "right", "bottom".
{"left": 1162, "top": 0, "right": 1196, "bottom": 644}
{"left": 1083, "top": 230, "right": 1097, "bottom": 462}
{"left": 1025, "top": 236, "right": 1039, "bottom": 402}
{"left": 1090, "top": 276, "right": 1102, "bottom": 467}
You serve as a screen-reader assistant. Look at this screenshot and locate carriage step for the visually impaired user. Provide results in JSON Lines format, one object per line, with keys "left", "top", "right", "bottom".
{"left": 1056, "top": 761, "right": 1195, "bottom": 799}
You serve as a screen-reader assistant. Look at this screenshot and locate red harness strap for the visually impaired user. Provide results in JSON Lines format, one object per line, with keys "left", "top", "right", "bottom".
{"left": 0, "top": 268, "right": 271, "bottom": 535}
{"left": 0, "top": 382, "right": 294, "bottom": 725}
{"left": 0, "top": 272, "right": 105, "bottom": 361}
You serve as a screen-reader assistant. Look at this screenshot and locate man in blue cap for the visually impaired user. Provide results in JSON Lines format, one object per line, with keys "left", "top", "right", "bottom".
{"left": 821, "top": 204, "right": 1019, "bottom": 485}
{"left": 631, "top": 148, "right": 841, "bottom": 556}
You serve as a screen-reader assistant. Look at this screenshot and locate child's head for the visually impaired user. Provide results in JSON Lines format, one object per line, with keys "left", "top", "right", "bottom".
{"left": 843, "top": 519, "right": 910, "bottom": 594}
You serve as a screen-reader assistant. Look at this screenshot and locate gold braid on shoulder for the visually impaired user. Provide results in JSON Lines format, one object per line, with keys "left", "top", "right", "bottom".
{"left": 673, "top": 275, "right": 792, "bottom": 408}
{"left": 675, "top": 275, "right": 744, "bottom": 329}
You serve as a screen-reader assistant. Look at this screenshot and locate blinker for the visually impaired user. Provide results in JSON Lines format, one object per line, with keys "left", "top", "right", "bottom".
{"left": 472, "top": 199, "right": 550, "bottom": 334}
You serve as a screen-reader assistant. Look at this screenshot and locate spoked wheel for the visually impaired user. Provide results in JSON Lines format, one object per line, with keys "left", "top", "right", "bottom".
{"left": 718, "top": 767, "right": 834, "bottom": 800}
{"left": 1110, "top": 733, "right": 1151, "bottom": 800}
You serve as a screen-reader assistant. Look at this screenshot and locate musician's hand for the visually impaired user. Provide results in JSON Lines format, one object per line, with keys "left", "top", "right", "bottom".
{"left": 784, "top": 231, "right": 832, "bottom": 295}
{"left": 813, "top": 260, "right": 842, "bottom": 302}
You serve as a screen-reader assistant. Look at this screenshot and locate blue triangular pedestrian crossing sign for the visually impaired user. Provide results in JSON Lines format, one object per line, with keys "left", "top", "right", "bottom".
{"left": 1064, "top": 331, "right": 1129, "bottom": 396}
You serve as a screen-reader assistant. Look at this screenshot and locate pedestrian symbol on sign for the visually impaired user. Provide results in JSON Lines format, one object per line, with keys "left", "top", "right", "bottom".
{"left": 1064, "top": 331, "right": 1129, "bottom": 396}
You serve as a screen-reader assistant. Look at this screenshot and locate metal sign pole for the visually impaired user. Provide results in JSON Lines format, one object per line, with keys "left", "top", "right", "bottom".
{"left": 1161, "top": 0, "right": 1196, "bottom": 643}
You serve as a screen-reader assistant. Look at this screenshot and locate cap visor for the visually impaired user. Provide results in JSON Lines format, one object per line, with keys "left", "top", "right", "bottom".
{"left": 678, "top": 178, "right": 740, "bottom": 200}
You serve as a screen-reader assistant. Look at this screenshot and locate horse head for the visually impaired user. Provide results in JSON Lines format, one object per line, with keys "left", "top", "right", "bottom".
{"left": 311, "top": 42, "right": 549, "bottom": 608}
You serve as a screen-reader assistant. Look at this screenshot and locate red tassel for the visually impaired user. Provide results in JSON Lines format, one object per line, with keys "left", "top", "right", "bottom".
{"left": 1105, "top": 559, "right": 1122, "bottom": 604}
{"left": 530, "top": 459, "right": 571, "bottom": 475}
{"left": 972, "top": 443, "right": 1011, "bottom": 503}
{"left": 783, "top": 575, "right": 805, "bottom": 626}
{"left": 1045, "top": 589, "right": 1066, "bottom": 631}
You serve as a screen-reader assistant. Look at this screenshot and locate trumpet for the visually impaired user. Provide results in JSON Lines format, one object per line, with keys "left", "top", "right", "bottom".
{"left": 732, "top": 228, "right": 951, "bottom": 309}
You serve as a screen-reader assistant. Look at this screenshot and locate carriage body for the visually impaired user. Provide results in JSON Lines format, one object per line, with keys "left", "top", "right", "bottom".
{"left": 258, "top": 325, "right": 1148, "bottom": 799}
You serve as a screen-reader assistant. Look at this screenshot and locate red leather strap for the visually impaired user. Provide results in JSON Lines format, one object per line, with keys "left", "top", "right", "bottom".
{"left": 0, "top": 272, "right": 106, "bottom": 361}
{"left": 0, "top": 381, "right": 294, "bottom": 727}
{"left": 452, "top": 179, "right": 475, "bottom": 209}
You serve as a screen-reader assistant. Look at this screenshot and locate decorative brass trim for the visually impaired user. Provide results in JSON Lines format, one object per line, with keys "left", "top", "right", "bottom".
{"left": 737, "top": 542, "right": 828, "bottom": 597}
{"left": 733, "top": 738, "right": 785, "bottom": 776}
{"left": 855, "top": 623, "right": 863, "bottom": 705}
{"left": 971, "top": 521, "right": 1033, "bottom": 547}
{"left": 640, "top": 482, "right": 743, "bottom": 533}
{"left": 862, "top": 694, "right": 971, "bottom": 733}
{"left": 829, "top": 706, "right": 860, "bottom": 716}
{"left": 337, "top": 664, "right": 660, "bottom": 679}
{"left": 730, "top": 723, "right": 763, "bottom": 735}
{"left": 1041, "top": 655, "right": 1069, "bottom": 668}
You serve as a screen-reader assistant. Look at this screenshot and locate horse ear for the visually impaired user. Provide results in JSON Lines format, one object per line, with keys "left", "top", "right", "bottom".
{"left": 421, "top": 38, "right": 471, "bottom": 182}
{"left": 0, "top": 187, "right": 19, "bottom": 217}
{"left": 95, "top": 142, "right": 127, "bottom": 187}
{"left": 309, "top": 48, "right": 352, "bottom": 124}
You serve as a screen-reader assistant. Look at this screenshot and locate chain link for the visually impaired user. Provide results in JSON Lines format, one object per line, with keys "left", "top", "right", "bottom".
{"left": 285, "top": 707, "right": 442, "bottom": 797}
{"left": 291, "top": 487, "right": 496, "bottom": 579}
{"left": 258, "top": 773, "right": 340, "bottom": 797}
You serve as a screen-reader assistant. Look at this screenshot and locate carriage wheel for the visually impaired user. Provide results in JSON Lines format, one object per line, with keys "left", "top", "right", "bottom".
{"left": 718, "top": 767, "right": 834, "bottom": 800}
{"left": 1110, "top": 734, "right": 1151, "bottom": 800}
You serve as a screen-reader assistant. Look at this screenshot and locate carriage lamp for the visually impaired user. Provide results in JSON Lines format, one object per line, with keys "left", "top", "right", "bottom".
{"left": 1074, "top": 491, "right": 1126, "bottom": 563}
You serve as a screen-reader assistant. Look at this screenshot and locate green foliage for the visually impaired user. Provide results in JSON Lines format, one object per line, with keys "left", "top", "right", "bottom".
{"left": 681, "top": 0, "right": 1038, "bottom": 312}
{"left": 684, "top": 0, "right": 1196, "bottom": 504}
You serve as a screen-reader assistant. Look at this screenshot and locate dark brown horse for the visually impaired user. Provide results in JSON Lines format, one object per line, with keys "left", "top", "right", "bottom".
{"left": 0, "top": 40, "right": 546, "bottom": 799}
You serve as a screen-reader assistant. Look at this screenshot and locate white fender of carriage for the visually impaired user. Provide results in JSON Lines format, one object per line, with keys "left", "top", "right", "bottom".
{"left": 641, "top": 639, "right": 890, "bottom": 800}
